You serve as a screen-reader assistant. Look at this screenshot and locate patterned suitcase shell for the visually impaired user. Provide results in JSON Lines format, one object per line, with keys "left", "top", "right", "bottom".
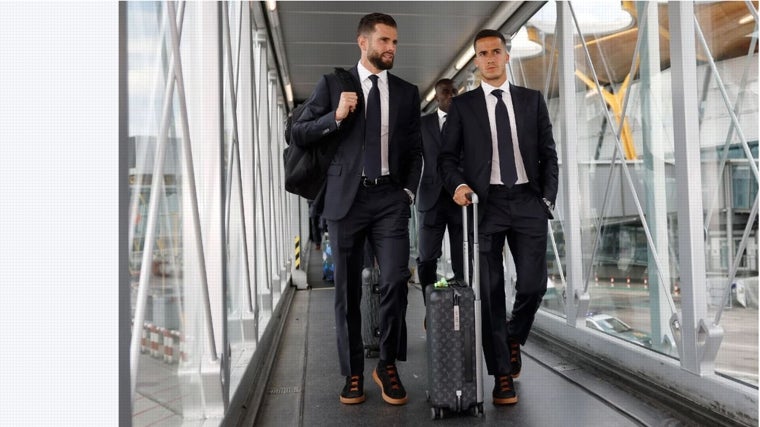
{"left": 425, "top": 283, "right": 478, "bottom": 415}
{"left": 427, "top": 194, "right": 483, "bottom": 420}
{"left": 360, "top": 267, "right": 381, "bottom": 358}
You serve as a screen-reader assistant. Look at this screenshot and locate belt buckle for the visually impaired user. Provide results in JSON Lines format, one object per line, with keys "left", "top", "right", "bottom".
{"left": 362, "top": 177, "right": 377, "bottom": 187}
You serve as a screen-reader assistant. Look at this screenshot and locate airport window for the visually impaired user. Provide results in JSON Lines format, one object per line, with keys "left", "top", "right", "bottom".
{"left": 510, "top": 0, "right": 757, "bottom": 384}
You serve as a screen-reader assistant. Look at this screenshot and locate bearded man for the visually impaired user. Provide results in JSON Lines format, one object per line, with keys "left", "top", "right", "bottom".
{"left": 291, "top": 12, "right": 422, "bottom": 406}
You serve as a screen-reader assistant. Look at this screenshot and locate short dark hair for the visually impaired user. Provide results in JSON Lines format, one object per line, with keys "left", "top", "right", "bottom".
{"left": 473, "top": 29, "right": 510, "bottom": 52}
{"left": 435, "top": 78, "right": 454, "bottom": 89}
{"left": 357, "top": 12, "right": 397, "bottom": 36}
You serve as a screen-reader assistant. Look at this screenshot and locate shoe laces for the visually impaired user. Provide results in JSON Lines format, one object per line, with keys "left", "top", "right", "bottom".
{"left": 509, "top": 341, "right": 520, "bottom": 362}
{"left": 497, "top": 375, "right": 513, "bottom": 392}
{"left": 384, "top": 365, "right": 401, "bottom": 391}
{"left": 348, "top": 375, "right": 361, "bottom": 392}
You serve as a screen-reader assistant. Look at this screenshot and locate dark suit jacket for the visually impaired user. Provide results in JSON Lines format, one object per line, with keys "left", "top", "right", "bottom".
{"left": 417, "top": 112, "right": 445, "bottom": 212}
{"left": 438, "top": 83, "right": 558, "bottom": 218}
{"left": 292, "top": 66, "right": 423, "bottom": 221}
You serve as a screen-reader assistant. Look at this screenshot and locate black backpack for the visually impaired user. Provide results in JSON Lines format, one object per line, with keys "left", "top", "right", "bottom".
{"left": 283, "top": 67, "right": 360, "bottom": 199}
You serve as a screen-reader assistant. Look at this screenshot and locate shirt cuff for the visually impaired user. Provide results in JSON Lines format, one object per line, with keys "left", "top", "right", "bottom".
{"left": 404, "top": 188, "right": 415, "bottom": 204}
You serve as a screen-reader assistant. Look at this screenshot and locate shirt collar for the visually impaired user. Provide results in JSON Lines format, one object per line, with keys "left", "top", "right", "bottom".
{"left": 357, "top": 61, "right": 388, "bottom": 85}
{"left": 436, "top": 108, "right": 447, "bottom": 120}
{"left": 481, "top": 80, "right": 510, "bottom": 97}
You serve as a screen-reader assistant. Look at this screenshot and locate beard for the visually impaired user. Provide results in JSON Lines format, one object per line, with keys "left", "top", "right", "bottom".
{"left": 368, "top": 49, "right": 394, "bottom": 70}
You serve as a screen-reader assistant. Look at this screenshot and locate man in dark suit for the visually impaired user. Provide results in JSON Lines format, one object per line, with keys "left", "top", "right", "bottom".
{"left": 438, "top": 29, "right": 558, "bottom": 406}
{"left": 416, "top": 79, "right": 464, "bottom": 308}
{"left": 291, "top": 13, "right": 422, "bottom": 406}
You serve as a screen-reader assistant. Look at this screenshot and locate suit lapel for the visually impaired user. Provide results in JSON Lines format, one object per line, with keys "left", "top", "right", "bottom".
{"left": 425, "top": 114, "right": 442, "bottom": 146}
{"left": 387, "top": 74, "right": 400, "bottom": 146}
{"left": 509, "top": 83, "right": 526, "bottom": 152}
{"left": 472, "top": 87, "right": 492, "bottom": 145}
{"left": 349, "top": 66, "right": 364, "bottom": 115}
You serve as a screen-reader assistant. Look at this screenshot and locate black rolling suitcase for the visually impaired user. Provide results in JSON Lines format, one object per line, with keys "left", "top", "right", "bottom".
{"left": 426, "top": 193, "right": 484, "bottom": 420}
{"left": 361, "top": 267, "right": 381, "bottom": 358}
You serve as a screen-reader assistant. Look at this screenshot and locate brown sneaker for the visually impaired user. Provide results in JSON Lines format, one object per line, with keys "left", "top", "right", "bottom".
{"left": 509, "top": 338, "right": 522, "bottom": 379}
{"left": 339, "top": 375, "right": 365, "bottom": 404}
{"left": 372, "top": 363, "right": 408, "bottom": 405}
{"left": 493, "top": 375, "right": 518, "bottom": 405}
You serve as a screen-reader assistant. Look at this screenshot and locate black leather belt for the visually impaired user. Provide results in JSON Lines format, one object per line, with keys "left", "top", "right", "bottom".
{"left": 490, "top": 183, "right": 531, "bottom": 194}
{"left": 361, "top": 175, "right": 392, "bottom": 187}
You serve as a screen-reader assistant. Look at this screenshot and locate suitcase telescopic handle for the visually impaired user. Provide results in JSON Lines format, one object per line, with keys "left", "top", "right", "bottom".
{"left": 461, "top": 192, "right": 484, "bottom": 406}
{"left": 461, "top": 192, "right": 480, "bottom": 299}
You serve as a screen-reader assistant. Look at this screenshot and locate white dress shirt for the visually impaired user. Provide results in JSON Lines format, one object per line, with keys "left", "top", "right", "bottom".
{"left": 437, "top": 108, "right": 447, "bottom": 131}
{"left": 357, "top": 62, "right": 390, "bottom": 176}
{"left": 480, "top": 81, "right": 528, "bottom": 186}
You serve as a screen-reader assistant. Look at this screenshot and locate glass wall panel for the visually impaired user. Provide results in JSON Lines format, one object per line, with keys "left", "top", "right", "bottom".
{"left": 128, "top": 3, "right": 187, "bottom": 425}
{"left": 253, "top": 31, "right": 274, "bottom": 332}
{"left": 692, "top": 1, "right": 758, "bottom": 385}
{"left": 173, "top": 2, "right": 227, "bottom": 420}
{"left": 129, "top": 2, "right": 296, "bottom": 424}
{"left": 268, "top": 70, "right": 285, "bottom": 305}
{"left": 511, "top": 0, "right": 757, "bottom": 385}
{"left": 508, "top": 15, "right": 567, "bottom": 314}
{"left": 222, "top": 0, "right": 259, "bottom": 395}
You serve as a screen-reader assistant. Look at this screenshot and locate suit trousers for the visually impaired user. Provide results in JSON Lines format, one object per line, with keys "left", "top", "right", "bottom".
{"left": 328, "top": 181, "right": 412, "bottom": 376}
{"left": 416, "top": 189, "right": 464, "bottom": 303}
{"left": 478, "top": 184, "right": 548, "bottom": 376}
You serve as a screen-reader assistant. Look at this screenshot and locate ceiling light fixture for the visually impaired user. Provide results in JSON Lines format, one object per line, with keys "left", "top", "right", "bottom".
{"left": 529, "top": 1, "right": 633, "bottom": 35}
{"left": 509, "top": 27, "right": 543, "bottom": 59}
{"left": 266, "top": 0, "right": 277, "bottom": 12}
{"left": 738, "top": 14, "right": 754, "bottom": 25}
{"left": 285, "top": 83, "right": 293, "bottom": 103}
{"left": 455, "top": 47, "right": 475, "bottom": 70}
{"left": 425, "top": 88, "right": 436, "bottom": 102}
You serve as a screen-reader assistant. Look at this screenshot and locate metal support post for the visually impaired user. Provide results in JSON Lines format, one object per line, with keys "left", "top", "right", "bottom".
{"left": 557, "top": 2, "right": 588, "bottom": 325}
{"left": 668, "top": 1, "right": 721, "bottom": 375}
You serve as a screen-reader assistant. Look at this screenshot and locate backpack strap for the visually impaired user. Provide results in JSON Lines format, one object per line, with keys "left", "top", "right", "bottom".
{"left": 331, "top": 67, "right": 363, "bottom": 130}
{"left": 333, "top": 67, "right": 363, "bottom": 104}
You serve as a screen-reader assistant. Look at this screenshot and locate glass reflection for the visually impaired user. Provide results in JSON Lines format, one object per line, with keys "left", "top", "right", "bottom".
{"left": 510, "top": 0, "right": 757, "bottom": 384}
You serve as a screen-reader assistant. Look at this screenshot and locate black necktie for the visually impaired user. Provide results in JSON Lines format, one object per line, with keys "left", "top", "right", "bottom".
{"left": 440, "top": 113, "right": 447, "bottom": 136}
{"left": 492, "top": 89, "right": 516, "bottom": 187}
{"left": 364, "top": 75, "right": 381, "bottom": 180}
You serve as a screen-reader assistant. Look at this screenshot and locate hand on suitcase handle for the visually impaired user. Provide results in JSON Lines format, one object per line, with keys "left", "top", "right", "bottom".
{"left": 453, "top": 184, "right": 475, "bottom": 206}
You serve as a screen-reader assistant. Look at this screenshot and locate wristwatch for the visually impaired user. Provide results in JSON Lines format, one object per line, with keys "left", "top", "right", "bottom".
{"left": 542, "top": 197, "right": 554, "bottom": 211}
